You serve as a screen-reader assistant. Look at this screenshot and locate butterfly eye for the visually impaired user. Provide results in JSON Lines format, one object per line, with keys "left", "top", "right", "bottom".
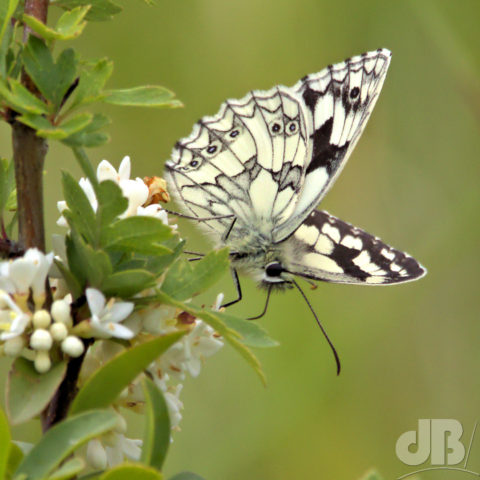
{"left": 269, "top": 121, "right": 283, "bottom": 135}
{"left": 265, "top": 262, "right": 284, "bottom": 277}
{"left": 286, "top": 120, "right": 298, "bottom": 135}
{"left": 350, "top": 87, "right": 360, "bottom": 99}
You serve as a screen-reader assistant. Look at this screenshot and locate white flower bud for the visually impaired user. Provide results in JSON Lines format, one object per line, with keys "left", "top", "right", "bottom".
{"left": 50, "top": 322, "right": 68, "bottom": 342}
{"left": 34, "top": 350, "right": 51, "bottom": 373}
{"left": 51, "top": 299, "right": 72, "bottom": 327}
{"left": 114, "top": 413, "right": 128, "bottom": 434}
{"left": 32, "top": 309, "right": 51, "bottom": 329}
{"left": 30, "top": 329, "right": 53, "bottom": 350}
{"left": 61, "top": 336, "right": 84, "bottom": 357}
{"left": 3, "top": 336, "right": 26, "bottom": 356}
{"left": 86, "top": 439, "right": 107, "bottom": 470}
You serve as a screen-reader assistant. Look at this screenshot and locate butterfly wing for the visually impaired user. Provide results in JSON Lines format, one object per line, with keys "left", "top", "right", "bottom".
{"left": 273, "top": 49, "right": 392, "bottom": 242}
{"left": 284, "top": 210, "right": 426, "bottom": 284}
{"left": 165, "top": 86, "right": 311, "bottom": 243}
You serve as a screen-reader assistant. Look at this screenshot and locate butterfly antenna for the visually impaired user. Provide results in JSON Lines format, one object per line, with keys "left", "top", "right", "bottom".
{"left": 291, "top": 279, "right": 341, "bottom": 375}
{"left": 247, "top": 284, "right": 272, "bottom": 320}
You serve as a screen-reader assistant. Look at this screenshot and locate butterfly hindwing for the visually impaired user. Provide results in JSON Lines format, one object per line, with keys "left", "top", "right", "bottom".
{"left": 273, "top": 49, "right": 392, "bottom": 241}
{"left": 285, "top": 210, "right": 426, "bottom": 284}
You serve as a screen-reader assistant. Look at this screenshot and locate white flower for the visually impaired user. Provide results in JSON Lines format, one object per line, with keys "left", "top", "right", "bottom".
{"left": 0, "top": 291, "right": 30, "bottom": 341}
{"left": 0, "top": 249, "right": 53, "bottom": 300}
{"left": 136, "top": 204, "right": 170, "bottom": 226}
{"left": 61, "top": 336, "right": 84, "bottom": 357}
{"left": 158, "top": 320, "right": 223, "bottom": 379}
{"left": 86, "top": 288, "right": 134, "bottom": 339}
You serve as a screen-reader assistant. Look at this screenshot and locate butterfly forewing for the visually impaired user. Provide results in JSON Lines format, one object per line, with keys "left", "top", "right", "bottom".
{"left": 166, "top": 86, "right": 312, "bottom": 242}
{"left": 273, "top": 49, "right": 392, "bottom": 241}
{"left": 286, "top": 210, "right": 426, "bottom": 284}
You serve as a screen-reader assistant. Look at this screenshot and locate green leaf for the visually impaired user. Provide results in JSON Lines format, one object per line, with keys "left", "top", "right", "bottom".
{"left": 67, "top": 58, "right": 113, "bottom": 111}
{"left": 102, "top": 269, "right": 156, "bottom": 298}
{"left": 104, "top": 216, "right": 174, "bottom": 256}
{"left": 99, "top": 464, "right": 163, "bottom": 480}
{"left": 95, "top": 180, "right": 128, "bottom": 235}
{"left": 22, "top": 36, "right": 78, "bottom": 109}
{"left": 6, "top": 358, "right": 67, "bottom": 425}
{"left": 161, "top": 248, "right": 229, "bottom": 301}
{"left": 61, "top": 113, "right": 110, "bottom": 148}
{"left": 69, "top": 331, "right": 187, "bottom": 415}
{"left": 217, "top": 311, "right": 279, "bottom": 348}
{"left": 0, "top": 407, "right": 11, "bottom": 480}
{"left": 141, "top": 378, "right": 170, "bottom": 470}
{"left": 16, "top": 410, "right": 118, "bottom": 480}
{"left": 0, "top": 0, "right": 19, "bottom": 44}
{"left": 49, "top": 457, "right": 85, "bottom": 480}
{"left": 66, "top": 230, "right": 112, "bottom": 288}
{"left": 17, "top": 112, "right": 93, "bottom": 139}
{"left": 0, "top": 157, "right": 15, "bottom": 213}
{"left": 55, "top": 258, "right": 82, "bottom": 299}
{"left": 0, "top": 79, "right": 50, "bottom": 115}
{"left": 143, "top": 237, "right": 185, "bottom": 276}
{"left": 102, "top": 86, "right": 182, "bottom": 108}
{"left": 23, "top": 6, "right": 89, "bottom": 41}
{"left": 54, "top": 0, "right": 122, "bottom": 22}
{"left": 62, "top": 171, "right": 96, "bottom": 244}
{"left": 6, "top": 442, "right": 23, "bottom": 480}
{"left": 169, "top": 473, "right": 206, "bottom": 480}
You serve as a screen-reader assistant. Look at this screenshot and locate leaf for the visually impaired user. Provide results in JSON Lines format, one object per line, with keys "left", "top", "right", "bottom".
{"left": 55, "top": 258, "right": 82, "bottom": 299}
{"left": 66, "top": 230, "right": 112, "bottom": 288}
{"left": 67, "top": 58, "right": 113, "bottom": 111}
{"left": 217, "top": 311, "right": 279, "bottom": 348}
{"left": 0, "top": 0, "right": 19, "bottom": 44}
{"left": 49, "top": 457, "right": 85, "bottom": 480}
{"left": 141, "top": 378, "right": 170, "bottom": 470}
{"left": 0, "top": 407, "right": 11, "bottom": 480}
{"left": 169, "top": 473, "right": 206, "bottom": 480}
{"left": 62, "top": 113, "right": 110, "bottom": 148}
{"left": 95, "top": 180, "right": 128, "bottom": 235}
{"left": 99, "top": 464, "right": 163, "bottom": 480}
{"left": 102, "top": 86, "right": 182, "bottom": 108}
{"left": 23, "top": 6, "right": 89, "bottom": 41}
{"left": 102, "top": 269, "right": 156, "bottom": 298}
{"left": 6, "top": 442, "right": 23, "bottom": 480}
{"left": 6, "top": 358, "right": 67, "bottom": 425}
{"left": 15, "top": 410, "right": 118, "bottom": 480}
{"left": 161, "top": 248, "right": 229, "bottom": 301}
{"left": 54, "top": 0, "right": 122, "bottom": 22}
{"left": 71, "top": 147, "right": 99, "bottom": 191}
{"left": 69, "top": 331, "right": 186, "bottom": 415}
{"left": 0, "top": 79, "right": 50, "bottom": 115}
{"left": 22, "top": 36, "right": 78, "bottom": 109}
{"left": 104, "top": 216, "right": 174, "bottom": 256}
{"left": 0, "top": 157, "right": 15, "bottom": 213}
{"left": 17, "top": 112, "right": 93, "bottom": 139}
{"left": 62, "top": 171, "right": 96, "bottom": 244}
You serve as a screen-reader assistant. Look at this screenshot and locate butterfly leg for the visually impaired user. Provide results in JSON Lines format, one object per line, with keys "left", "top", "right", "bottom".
{"left": 247, "top": 285, "right": 272, "bottom": 320}
{"left": 221, "top": 268, "right": 242, "bottom": 308}
{"left": 222, "top": 217, "right": 237, "bottom": 242}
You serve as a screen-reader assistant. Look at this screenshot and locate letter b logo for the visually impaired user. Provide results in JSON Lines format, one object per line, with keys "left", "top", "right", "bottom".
{"left": 396, "top": 419, "right": 465, "bottom": 466}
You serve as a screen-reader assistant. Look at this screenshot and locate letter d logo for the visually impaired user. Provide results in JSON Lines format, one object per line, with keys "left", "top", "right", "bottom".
{"left": 396, "top": 419, "right": 431, "bottom": 466}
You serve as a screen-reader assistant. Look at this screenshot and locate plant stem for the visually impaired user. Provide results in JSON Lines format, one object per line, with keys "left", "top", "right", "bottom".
{"left": 12, "top": 0, "right": 49, "bottom": 251}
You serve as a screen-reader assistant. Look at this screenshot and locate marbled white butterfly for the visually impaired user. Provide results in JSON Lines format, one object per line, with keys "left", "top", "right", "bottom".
{"left": 165, "top": 49, "right": 426, "bottom": 373}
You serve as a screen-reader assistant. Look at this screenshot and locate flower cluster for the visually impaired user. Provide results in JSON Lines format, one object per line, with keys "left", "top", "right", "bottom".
{"left": 0, "top": 155, "right": 224, "bottom": 468}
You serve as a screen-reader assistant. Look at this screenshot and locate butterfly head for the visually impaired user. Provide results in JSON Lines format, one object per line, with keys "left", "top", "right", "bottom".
{"left": 262, "top": 261, "right": 293, "bottom": 287}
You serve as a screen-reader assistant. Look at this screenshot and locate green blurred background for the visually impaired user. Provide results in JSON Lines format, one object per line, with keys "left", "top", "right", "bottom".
{"left": 1, "top": 0, "right": 479, "bottom": 479}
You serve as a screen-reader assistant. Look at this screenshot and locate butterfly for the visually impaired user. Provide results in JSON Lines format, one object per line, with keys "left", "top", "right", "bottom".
{"left": 165, "top": 48, "right": 426, "bottom": 373}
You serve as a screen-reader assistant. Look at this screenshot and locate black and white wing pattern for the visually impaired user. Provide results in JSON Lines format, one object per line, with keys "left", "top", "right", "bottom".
{"left": 273, "top": 49, "right": 391, "bottom": 241}
{"left": 285, "top": 210, "right": 426, "bottom": 284}
{"left": 165, "top": 49, "right": 391, "bottom": 245}
{"left": 165, "top": 86, "right": 311, "bottom": 242}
